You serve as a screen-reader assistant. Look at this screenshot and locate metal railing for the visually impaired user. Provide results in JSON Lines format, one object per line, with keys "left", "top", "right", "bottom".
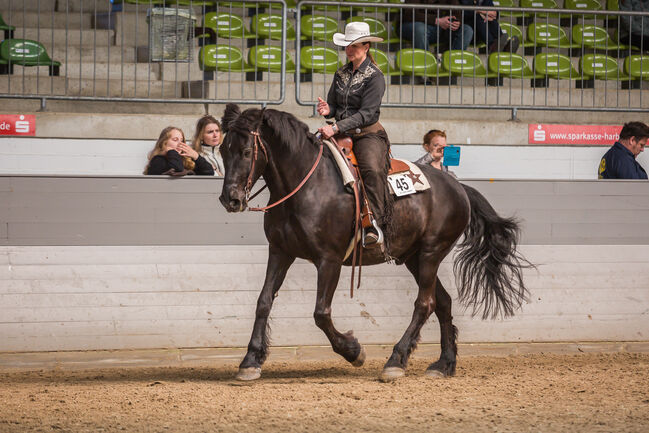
{"left": 0, "top": 0, "right": 288, "bottom": 108}
{"left": 296, "top": 1, "right": 649, "bottom": 116}
{"left": 0, "top": 0, "right": 647, "bottom": 114}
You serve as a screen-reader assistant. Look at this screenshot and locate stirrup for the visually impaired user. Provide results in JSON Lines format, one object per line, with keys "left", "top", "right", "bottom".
{"left": 362, "top": 219, "right": 384, "bottom": 248}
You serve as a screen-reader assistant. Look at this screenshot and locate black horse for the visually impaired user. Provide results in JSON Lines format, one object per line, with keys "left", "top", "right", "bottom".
{"left": 219, "top": 104, "right": 530, "bottom": 382}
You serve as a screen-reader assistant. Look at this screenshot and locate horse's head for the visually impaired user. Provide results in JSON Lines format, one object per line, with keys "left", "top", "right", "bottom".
{"left": 218, "top": 103, "right": 269, "bottom": 212}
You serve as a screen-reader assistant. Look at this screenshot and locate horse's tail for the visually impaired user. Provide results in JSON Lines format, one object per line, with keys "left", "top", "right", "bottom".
{"left": 453, "top": 183, "right": 533, "bottom": 319}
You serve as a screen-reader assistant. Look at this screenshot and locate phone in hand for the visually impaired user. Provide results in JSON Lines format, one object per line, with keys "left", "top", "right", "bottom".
{"left": 442, "top": 145, "right": 461, "bottom": 166}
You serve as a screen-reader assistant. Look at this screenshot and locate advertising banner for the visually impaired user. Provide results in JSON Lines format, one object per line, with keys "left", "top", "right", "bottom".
{"left": 0, "top": 114, "right": 36, "bottom": 136}
{"left": 529, "top": 124, "right": 621, "bottom": 145}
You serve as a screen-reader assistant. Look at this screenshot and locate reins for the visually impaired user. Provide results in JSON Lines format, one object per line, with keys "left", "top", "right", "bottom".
{"left": 246, "top": 129, "right": 324, "bottom": 213}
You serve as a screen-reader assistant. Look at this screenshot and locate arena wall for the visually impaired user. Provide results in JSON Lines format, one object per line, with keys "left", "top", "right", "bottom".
{"left": 1, "top": 176, "right": 648, "bottom": 352}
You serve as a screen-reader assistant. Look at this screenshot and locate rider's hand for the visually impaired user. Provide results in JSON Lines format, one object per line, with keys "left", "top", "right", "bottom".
{"left": 318, "top": 124, "right": 335, "bottom": 139}
{"left": 316, "top": 97, "right": 330, "bottom": 116}
{"left": 177, "top": 142, "right": 199, "bottom": 160}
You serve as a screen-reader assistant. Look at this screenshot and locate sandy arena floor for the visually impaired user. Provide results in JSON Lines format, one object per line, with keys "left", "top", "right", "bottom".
{"left": 1, "top": 352, "right": 648, "bottom": 433}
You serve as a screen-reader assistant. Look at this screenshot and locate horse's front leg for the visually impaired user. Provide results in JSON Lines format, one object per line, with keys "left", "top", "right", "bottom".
{"left": 236, "top": 245, "right": 295, "bottom": 381}
{"left": 313, "top": 259, "right": 366, "bottom": 367}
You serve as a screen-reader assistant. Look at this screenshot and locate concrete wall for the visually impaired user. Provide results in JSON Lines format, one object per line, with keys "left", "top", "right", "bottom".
{"left": 1, "top": 176, "right": 648, "bottom": 352}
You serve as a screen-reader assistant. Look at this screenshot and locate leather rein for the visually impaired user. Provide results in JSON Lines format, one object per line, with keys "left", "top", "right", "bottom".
{"left": 245, "top": 129, "right": 324, "bottom": 213}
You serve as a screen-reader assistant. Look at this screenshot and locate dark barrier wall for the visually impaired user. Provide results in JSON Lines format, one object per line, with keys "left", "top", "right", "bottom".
{"left": 1, "top": 175, "right": 648, "bottom": 246}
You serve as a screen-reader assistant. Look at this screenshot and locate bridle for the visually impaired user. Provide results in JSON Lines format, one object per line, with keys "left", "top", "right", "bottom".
{"left": 244, "top": 127, "right": 324, "bottom": 212}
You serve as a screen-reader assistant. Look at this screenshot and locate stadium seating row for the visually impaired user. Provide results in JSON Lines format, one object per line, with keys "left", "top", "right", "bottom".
{"left": 198, "top": 43, "right": 649, "bottom": 86}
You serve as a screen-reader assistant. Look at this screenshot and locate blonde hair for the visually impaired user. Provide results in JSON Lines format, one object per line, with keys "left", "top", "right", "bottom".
{"left": 191, "top": 114, "right": 222, "bottom": 153}
{"left": 146, "top": 126, "right": 195, "bottom": 172}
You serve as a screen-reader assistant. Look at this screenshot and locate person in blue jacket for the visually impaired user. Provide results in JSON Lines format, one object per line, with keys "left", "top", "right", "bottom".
{"left": 598, "top": 121, "right": 649, "bottom": 180}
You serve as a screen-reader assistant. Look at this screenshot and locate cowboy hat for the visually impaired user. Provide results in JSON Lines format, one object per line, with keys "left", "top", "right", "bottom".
{"left": 332, "top": 21, "right": 383, "bottom": 47}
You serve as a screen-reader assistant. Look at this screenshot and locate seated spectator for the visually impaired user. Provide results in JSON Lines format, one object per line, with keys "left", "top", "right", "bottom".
{"left": 398, "top": 0, "right": 474, "bottom": 53}
{"left": 145, "top": 126, "right": 215, "bottom": 176}
{"left": 414, "top": 129, "right": 456, "bottom": 176}
{"left": 192, "top": 115, "right": 225, "bottom": 176}
{"left": 619, "top": 0, "right": 649, "bottom": 52}
{"left": 459, "top": 0, "right": 519, "bottom": 53}
{"left": 598, "top": 121, "right": 648, "bottom": 179}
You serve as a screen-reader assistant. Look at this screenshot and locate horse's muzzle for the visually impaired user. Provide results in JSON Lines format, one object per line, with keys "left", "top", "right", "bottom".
{"left": 219, "top": 187, "right": 247, "bottom": 213}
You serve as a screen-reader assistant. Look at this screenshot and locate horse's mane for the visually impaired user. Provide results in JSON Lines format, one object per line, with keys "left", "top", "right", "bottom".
{"left": 222, "top": 103, "right": 319, "bottom": 154}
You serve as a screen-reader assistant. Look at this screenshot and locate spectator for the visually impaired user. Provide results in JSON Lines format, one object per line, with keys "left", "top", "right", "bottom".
{"left": 619, "top": 0, "right": 649, "bottom": 52}
{"left": 459, "top": 0, "right": 520, "bottom": 53}
{"left": 192, "top": 115, "right": 225, "bottom": 176}
{"left": 415, "top": 129, "right": 456, "bottom": 177}
{"left": 598, "top": 121, "right": 648, "bottom": 179}
{"left": 145, "top": 126, "right": 215, "bottom": 176}
{"left": 397, "top": 0, "right": 474, "bottom": 53}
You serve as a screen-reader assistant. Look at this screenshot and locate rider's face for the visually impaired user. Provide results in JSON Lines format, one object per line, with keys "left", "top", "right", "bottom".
{"left": 345, "top": 42, "right": 369, "bottom": 64}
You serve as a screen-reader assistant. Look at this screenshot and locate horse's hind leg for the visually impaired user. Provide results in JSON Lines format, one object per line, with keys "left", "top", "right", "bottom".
{"left": 380, "top": 253, "right": 438, "bottom": 382}
{"left": 236, "top": 245, "right": 295, "bottom": 381}
{"left": 426, "top": 278, "right": 458, "bottom": 377}
{"left": 313, "top": 259, "right": 366, "bottom": 367}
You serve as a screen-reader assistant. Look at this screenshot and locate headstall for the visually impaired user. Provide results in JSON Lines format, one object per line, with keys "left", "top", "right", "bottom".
{"left": 245, "top": 128, "right": 324, "bottom": 212}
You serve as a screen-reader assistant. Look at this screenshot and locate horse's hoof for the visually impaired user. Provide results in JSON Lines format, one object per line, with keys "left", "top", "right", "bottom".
{"left": 236, "top": 367, "right": 261, "bottom": 381}
{"left": 351, "top": 346, "right": 366, "bottom": 367}
{"left": 379, "top": 367, "right": 405, "bottom": 382}
{"left": 424, "top": 368, "right": 446, "bottom": 379}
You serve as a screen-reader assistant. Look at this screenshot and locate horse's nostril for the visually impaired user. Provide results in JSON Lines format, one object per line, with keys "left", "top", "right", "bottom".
{"left": 229, "top": 199, "right": 241, "bottom": 210}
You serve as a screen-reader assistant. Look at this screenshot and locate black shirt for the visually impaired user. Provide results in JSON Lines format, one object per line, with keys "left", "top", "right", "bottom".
{"left": 146, "top": 149, "right": 215, "bottom": 175}
{"left": 598, "top": 141, "right": 648, "bottom": 180}
{"left": 325, "top": 56, "right": 385, "bottom": 133}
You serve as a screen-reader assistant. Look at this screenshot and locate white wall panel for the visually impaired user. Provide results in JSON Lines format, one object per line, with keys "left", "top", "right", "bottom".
{"left": 1, "top": 245, "right": 647, "bottom": 352}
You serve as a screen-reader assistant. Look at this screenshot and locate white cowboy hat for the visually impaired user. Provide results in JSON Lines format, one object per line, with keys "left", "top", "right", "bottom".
{"left": 332, "top": 21, "right": 383, "bottom": 47}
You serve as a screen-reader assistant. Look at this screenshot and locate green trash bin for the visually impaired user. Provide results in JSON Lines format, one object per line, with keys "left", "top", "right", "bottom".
{"left": 148, "top": 7, "right": 197, "bottom": 62}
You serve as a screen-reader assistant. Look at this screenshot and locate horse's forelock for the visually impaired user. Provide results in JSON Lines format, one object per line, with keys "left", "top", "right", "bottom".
{"left": 221, "top": 103, "right": 242, "bottom": 133}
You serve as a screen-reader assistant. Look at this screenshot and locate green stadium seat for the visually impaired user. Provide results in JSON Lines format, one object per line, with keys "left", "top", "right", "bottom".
{"left": 0, "top": 39, "right": 61, "bottom": 76}
{"left": 572, "top": 24, "right": 626, "bottom": 52}
{"left": 202, "top": 12, "right": 256, "bottom": 40}
{"left": 578, "top": 53, "right": 628, "bottom": 82}
{"left": 563, "top": 0, "right": 603, "bottom": 20}
{"left": 533, "top": 52, "right": 579, "bottom": 85}
{"left": 396, "top": 48, "right": 449, "bottom": 79}
{"left": 624, "top": 54, "right": 649, "bottom": 80}
{"left": 443, "top": 50, "right": 498, "bottom": 80}
{"left": 217, "top": 2, "right": 271, "bottom": 8}
{"left": 300, "top": 46, "right": 341, "bottom": 74}
{"left": 199, "top": 44, "right": 261, "bottom": 81}
{"left": 369, "top": 47, "right": 402, "bottom": 79}
{"left": 248, "top": 44, "right": 299, "bottom": 73}
{"left": 488, "top": 52, "right": 542, "bottom": 78}
{"left": 250, "top": 13, "right": 297, "bottom": 41}
{"left": 527, "top": 23, "right": 580, "bottom": 51}
{"left": 301, "top": 15, "right": 339, "bottom": 42}
{"left": 499, "top": 22, "right": 535, "bottom": 51}
{"left": 520, "top": 0, "right": 561, "bottom": 19}
{"left": 494, "top": 0, "right": 531, "bottom": 20}
{"left": 345, "top": 0, "right": 399, "bottom": 14}
{"left": 346, "top": 16, "right": 400, "bottom": 48}
{"left": 0, "top": 13, "right": 16, "bottom": 39}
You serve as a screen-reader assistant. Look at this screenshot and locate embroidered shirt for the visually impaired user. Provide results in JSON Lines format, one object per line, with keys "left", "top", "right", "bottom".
{"left": 325, "top": 56, "right": 385, "bottom": 133}
{"left": 598, "top": 141, "right": 648, "bottom": 180}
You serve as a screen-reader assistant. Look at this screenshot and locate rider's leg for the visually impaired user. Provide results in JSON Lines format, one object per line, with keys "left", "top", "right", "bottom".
{"left": 353, "top": 131, "right": 391, "bottom": 245}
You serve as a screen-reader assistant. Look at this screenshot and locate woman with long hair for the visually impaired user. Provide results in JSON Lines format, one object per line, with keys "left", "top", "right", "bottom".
{"left": 144, "top": 126, "right": 214, "bottom": 175}
{"left": 191, "top": 115, "right": 225, "bottom": 176}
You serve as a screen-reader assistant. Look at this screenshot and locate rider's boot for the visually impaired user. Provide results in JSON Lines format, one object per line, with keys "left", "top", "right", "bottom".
{"left": 363, "top": 219, "right": 384, "bottom": 248}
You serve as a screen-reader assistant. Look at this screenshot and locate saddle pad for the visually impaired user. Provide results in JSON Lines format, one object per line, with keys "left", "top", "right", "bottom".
{"left": 387, "top": 159, "right": 431, "bottom": 196}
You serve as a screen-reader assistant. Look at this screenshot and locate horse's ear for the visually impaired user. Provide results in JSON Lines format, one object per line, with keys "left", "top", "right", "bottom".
{"left": 222, "top": 103, "right": 241, "bottom": 133}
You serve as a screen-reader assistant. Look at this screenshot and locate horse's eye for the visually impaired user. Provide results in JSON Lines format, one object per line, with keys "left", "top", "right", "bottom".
{"left": 243, "top": 148, "right": 253, "bottom": 158}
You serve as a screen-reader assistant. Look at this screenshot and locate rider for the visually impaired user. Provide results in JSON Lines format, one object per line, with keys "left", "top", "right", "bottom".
{"left": 317, "top": 21, "right": 391, "bottom": 247}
